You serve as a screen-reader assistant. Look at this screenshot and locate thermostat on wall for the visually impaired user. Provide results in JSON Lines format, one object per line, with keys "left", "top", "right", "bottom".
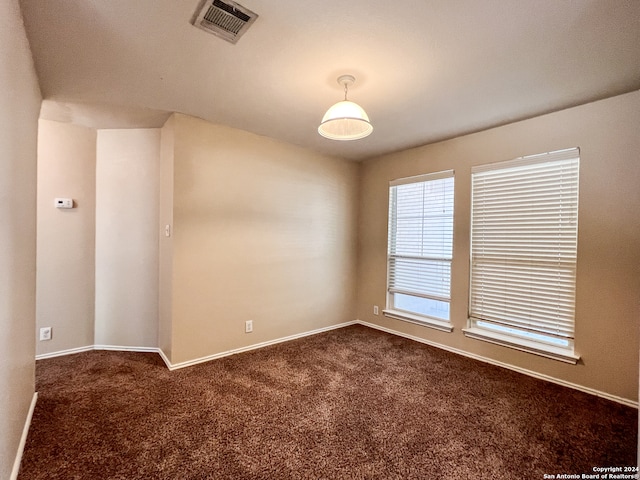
{"left": 55, "top": 198, "right": 74, "bottom": 209}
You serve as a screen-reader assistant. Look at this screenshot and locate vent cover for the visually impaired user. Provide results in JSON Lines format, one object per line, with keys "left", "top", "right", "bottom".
{"left": 192, "top": 0, "right": 258, "bottom": 44}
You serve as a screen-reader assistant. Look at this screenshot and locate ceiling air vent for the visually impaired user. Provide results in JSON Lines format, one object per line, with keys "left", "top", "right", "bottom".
{"left": 192, "top": 0, "right": 258, "bottom": 44}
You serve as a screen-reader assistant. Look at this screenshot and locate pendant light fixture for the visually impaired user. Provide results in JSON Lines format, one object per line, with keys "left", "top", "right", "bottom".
{"left": 318, "top": 74, "right": 373, "bottom": 141}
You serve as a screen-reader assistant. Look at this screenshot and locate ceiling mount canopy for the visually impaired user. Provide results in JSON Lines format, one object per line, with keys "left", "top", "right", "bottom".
{"left": 318, "top": 74, "right": 373, "bottom": 141}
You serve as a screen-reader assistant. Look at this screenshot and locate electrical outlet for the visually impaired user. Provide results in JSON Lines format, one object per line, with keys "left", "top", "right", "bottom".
{"left": 245, "top": 320, "right": 253, "bottom": 333}
{"left": 39, "top": 327, "right": 52, "bottom": 341}
{"left": 373, "top": 305, "right": 379, "bottom": 315}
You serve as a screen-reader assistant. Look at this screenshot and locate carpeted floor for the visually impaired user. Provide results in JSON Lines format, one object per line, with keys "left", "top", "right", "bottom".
{"left": 19, "top": 325, "right": 637, "bottom": 479}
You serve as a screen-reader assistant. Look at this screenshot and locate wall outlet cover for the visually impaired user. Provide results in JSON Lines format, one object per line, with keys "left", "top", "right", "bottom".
{"left": 39, "top": 327, "right": 52, "bottom": 341}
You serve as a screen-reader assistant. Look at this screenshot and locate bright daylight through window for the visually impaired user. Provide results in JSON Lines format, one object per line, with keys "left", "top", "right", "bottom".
{"left": 465, "top": 148, "right": 580, "bottom": 363}
{"left": 385, "top": 171, "right": 454, "bottom": 332}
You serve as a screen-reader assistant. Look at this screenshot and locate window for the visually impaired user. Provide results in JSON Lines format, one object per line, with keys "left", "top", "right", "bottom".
{"left": 464, "top": 148, "right": 580, "bottom": 363}
{"left": 385, "top": 170, "right": 454, "bottom": 332}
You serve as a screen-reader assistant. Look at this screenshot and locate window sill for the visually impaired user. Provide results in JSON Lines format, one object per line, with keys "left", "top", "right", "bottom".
{"left": 382, "top": 309, "right": 453, "bottom": 333}
{"left": 462, "top": 327, "right": 580, "bottom": 364}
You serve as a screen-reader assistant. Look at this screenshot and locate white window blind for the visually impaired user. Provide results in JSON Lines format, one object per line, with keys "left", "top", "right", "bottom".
{"left": 387, "top": 171, "right": 454, "bottom": 323}
{"left": 469, "top": 148, "right": 579, "bottom": 349}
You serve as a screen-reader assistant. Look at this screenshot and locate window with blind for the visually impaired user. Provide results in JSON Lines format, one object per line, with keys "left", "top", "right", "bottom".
{"left": 465, "top": 148, "right": 580, "bottom": 363}
{"left": 385, "top": 170, "right": 454, "bottom": 331}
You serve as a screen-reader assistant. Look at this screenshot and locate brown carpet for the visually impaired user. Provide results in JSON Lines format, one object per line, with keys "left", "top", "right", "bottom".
{"left": 19, "top": 325, "right": 637, "bottom": 479}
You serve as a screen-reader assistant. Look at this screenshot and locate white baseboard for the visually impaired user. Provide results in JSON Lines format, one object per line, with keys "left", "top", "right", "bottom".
{"left": 93, "top": 345, "right": 160, "bottom": 353}
{"left": 356, "top": 319, "right": 638, "bottom": 409}
{"left": 156, "top": 348, "right": 172, "bottom": 370}
{"left": 10, "top": 392, "right": 38, "bottom": 480}
{"left": 32, "top": 320, "right": 637, "bottom": 408}
{"left": 165, "top": 321, "right": 359, "bottom": 370}
{"left": 31, "top": 322, "right": 359, "bottom": 372}
{"left": 35, "top": 345, "right": 94, "bottom": 360}
{"left": 36, "top": 345, "right": 161, "bottom": 361}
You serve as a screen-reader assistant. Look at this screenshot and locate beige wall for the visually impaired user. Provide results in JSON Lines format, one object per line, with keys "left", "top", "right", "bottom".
{"left": 158, "top": 116, "right": 175, "bottom": 359}
{"left": 35, "top": 127, "right": 160, "bottom": 351}
{"left": 36, "top": 120, "right": 96, "bottom": 356}
{"left": 166, "top": 114, "right": 359, "bottom": 365}
{"left": 0, "top": 0, "right": 41, "bottom": 478}
{"left": 357, "top": 90, "right": 640, "bottom": 403}
{"left": 95, "top": 129, "right": 160, "bottom": 347}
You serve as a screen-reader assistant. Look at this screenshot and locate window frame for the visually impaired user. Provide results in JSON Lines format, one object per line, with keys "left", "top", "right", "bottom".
{"left": 384, "top": 170, "right": 455, "bottom": 333}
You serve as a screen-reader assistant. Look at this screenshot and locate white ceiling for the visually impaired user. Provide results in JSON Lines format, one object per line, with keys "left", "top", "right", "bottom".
{"left": 20, "top": 0, "right": 640, "bottom": 161}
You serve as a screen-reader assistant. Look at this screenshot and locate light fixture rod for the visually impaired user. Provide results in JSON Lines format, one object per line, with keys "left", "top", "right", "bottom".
{"left": 337, "top": 74, "right": 355, "bottom": 101}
